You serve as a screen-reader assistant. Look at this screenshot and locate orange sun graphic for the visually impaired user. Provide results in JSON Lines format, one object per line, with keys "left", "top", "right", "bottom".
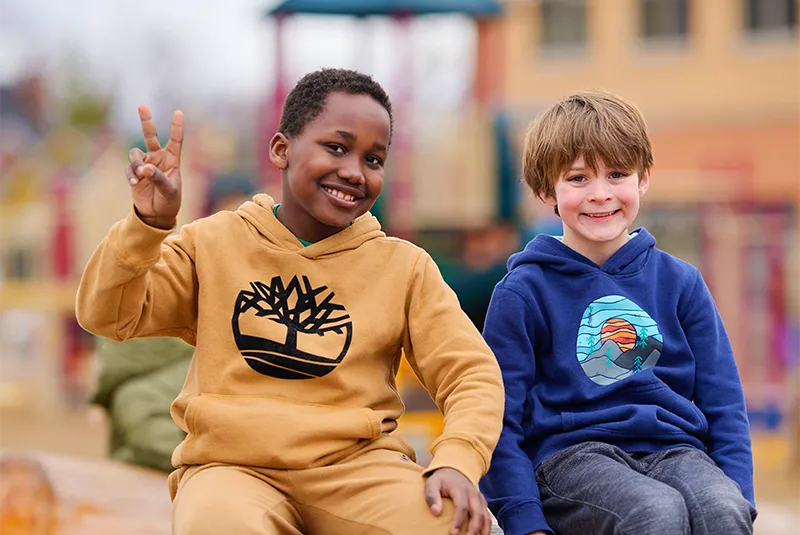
{"left": 600, "top": 318, "right": 637, "bottom": 352}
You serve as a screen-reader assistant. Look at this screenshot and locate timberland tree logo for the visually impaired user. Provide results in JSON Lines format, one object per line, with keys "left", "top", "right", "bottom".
{"left": 232, "top": 276, "right": 352, "bottom": 379}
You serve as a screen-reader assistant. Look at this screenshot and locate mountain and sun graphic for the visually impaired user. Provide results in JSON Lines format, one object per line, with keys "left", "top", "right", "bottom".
{"left": 576, "top": 295, "right": 664, "bottom": 385}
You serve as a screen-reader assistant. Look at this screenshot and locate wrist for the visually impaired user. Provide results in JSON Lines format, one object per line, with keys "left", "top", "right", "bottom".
{"left": 135, "top": 208, "right": 174, "bottom": 230}
{"left": 142, "top": 217, "right": 174, "bottom": 230}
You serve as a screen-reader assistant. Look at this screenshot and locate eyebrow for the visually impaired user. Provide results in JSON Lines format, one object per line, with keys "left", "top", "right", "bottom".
{"left": 334, "top": 130, "right": 387, "bottom": 153}
{"left": 335, "top": 130, "right": 356, "bottom": 142}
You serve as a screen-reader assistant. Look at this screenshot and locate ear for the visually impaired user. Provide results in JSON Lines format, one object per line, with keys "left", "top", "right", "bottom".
{"left": 638, "top": 168, "right": 651, "bottom": 198}
{"left": 269, "top": 133, "right": 289, "bottom": 170}
{"left": 541, "top": 192, "right": 558, "bottom": 209}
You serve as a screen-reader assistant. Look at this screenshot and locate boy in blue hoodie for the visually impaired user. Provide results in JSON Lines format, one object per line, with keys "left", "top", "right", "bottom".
{"left": 481, "top": 91, "right": 756, "bottom": 535}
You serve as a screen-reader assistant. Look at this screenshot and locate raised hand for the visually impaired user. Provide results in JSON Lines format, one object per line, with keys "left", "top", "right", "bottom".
{"left": 126, "top": 105, "right": 184, "bottom": 230}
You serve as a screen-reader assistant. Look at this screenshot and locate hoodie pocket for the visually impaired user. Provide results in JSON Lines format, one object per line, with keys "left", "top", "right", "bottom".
{"left": 561, "top": 382, "right": 708, "bottom": 438}
{"left": 179, "top": 394, "right": 383, "bottom": 468}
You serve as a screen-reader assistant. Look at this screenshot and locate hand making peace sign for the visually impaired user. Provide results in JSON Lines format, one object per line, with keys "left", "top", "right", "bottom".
{"left": 126, "top": 105, "right": 184, "bottom": 230}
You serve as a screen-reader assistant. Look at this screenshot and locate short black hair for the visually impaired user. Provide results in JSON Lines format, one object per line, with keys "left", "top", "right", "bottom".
{"left": 278, "top": 68, "right": 393, "bottom": 140}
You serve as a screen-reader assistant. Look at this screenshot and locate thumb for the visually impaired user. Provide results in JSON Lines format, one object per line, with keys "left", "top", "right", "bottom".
{"left": 424, "top": 476, "right": 444, "bottom": 516}
{"left": 142, "top": 164, "right": 178, "bottom": 196}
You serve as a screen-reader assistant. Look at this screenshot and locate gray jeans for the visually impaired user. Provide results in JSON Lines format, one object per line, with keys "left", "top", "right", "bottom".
{"left": 535, "top": 442, "right": 756, "bottom": 535}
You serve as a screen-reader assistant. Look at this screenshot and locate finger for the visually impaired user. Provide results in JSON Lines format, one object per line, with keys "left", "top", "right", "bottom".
{"left": 128, "top": 147, "right": 145, "bottom": 165}
{"left": 129, "top": 148, "right": 145, "bottom": 175}
{"left": 449, "top": 488, "right": 468, "bottom": 535}
{"left": 125, "top": 164, "right": 139, "bottom": 186}
{"left": 127, "top": 148, "right": 146, "bottom": 185}
{"left": 465, "top": 492, "right": 485, "bottom": 535}
{"left": 165, "top": 110, "right": 184, "bottom": 158}
{"left": 480, "top": 495, "right": 491, "bottom": 535}
{"left": 127, "top": 162, "right": 153, "bottom": 187}
{"left": 142, "top": 164, "right": 175, "bottom": 194}
{"left": 137, "top": 104, "right": 161, "bottom": 151}
{"left": 424, "top": 478, "right": 443, "bottom": 516}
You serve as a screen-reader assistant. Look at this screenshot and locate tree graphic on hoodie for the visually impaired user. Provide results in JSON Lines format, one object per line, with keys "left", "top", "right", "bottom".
{"left": 636, "top": 327, "right": 649, "bottom": 349}
{"left": 232, "top": 275, "right": 353, "bottom": 379}
{"left": 587, "top": 334, "right": 598, "bottom": 353}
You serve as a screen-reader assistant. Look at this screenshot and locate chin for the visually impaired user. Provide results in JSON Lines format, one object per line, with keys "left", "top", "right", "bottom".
{"left": 317, "top": 211, "right": 357, "bottom": 229}
{"left": 576, "top": 223, "right": 622, "bottom": 240}
{"left": 594, "top": 230, "right": 629, "bottom": 243}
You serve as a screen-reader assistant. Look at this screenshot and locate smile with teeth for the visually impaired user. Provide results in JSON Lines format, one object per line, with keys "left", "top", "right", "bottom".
{"left": 322, "top": 186, "right": 358, "bottom": 202}
{"left": 585, "top": 210, "right": 620, "bottom": 218}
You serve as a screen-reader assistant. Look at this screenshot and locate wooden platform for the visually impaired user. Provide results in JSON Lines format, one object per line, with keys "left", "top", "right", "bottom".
{"left": 0, "top": 452, "right": 506, "bottom": 534}
{"left": 0, "top": 451, "right": 170, "bottom": 535}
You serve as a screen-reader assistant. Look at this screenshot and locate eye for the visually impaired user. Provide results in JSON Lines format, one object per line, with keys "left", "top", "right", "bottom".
{"left": 567, "top": 175, "right": 586, "bottom": 183}
{"left": 326, "top": 144, "right": 345, "bottom": 155}
{"left": 366, "top": 155, "right": 383, "bottom": 167}
{"left": 610, "top": 171, "right": 628, "bottom": 179}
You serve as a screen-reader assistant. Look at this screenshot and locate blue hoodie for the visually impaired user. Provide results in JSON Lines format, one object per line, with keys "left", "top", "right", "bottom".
{"left": 480, "top": 228, "right": 754, "bottom": 535}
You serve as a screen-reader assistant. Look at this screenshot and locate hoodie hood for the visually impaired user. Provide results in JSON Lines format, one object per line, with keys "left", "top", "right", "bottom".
{"left": 236, "top": 194, "right": 386, "bottom": 259}
{"left": 91, "top": 337, "right": 194, "bottom": 408}
{"left": 508, "top": 228, "right": 656, "bottom": 276}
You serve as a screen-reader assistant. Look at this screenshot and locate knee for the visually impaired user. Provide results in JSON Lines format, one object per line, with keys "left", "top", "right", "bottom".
{"left": 173, "top": 474, "right": 254, "bottom": 535}
{"left": 697, "top": 488, "right": 755, "bottom": 533}
{"left": 173, "top": 491, "right": 237, "bottom": 535}
{"left": 622, "top": 487, "right": 690, "bottom": 534}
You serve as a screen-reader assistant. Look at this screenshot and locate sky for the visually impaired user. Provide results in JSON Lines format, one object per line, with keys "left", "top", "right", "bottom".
{"left": 0, "top": 0, "right": 476, "bottom": 133}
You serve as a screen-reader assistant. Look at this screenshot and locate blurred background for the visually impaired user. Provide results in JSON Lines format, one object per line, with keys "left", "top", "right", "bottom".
{"left": 0, "top": 0, "right": 797, "bottom": 533}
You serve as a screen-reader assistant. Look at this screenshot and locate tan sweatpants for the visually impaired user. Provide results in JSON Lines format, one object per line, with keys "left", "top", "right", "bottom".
{"left": 170, "top": 443, "right": 458, "bottom": 535}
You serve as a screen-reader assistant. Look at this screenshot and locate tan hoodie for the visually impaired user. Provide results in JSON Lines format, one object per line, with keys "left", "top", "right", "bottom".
{"left": 76, "top": 194, "right": 504, "bottom": 485}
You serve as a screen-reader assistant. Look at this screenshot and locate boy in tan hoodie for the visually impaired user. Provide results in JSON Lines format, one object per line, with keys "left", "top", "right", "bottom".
{"left": 76, "top": 68, "right": 504, "bottom": 535}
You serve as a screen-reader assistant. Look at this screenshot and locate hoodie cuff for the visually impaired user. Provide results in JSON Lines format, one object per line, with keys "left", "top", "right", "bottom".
{"left": 498, "top": 500, "right": 554, "bottom": 535}
{"left": 422, "top": 439, "right": 487, "bottom": 487}
{"left": 110, "top": 208, "right": 176, "bottom": 268}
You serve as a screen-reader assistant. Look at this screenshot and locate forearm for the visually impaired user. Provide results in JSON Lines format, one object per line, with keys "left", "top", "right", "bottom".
{"left": 422, "top": 355, "right": 505, "bottom": 485}
{"left": 480, "top": 285, "right": 553, "bottom": 535}
{"left": 406, "top": 252, "right": 505, "bottom": 485}
{"left": 482, "top": 438, "right": 553, "bottom": 535}
{"left": 703, "top": 389, "right": 754, "bottom": 504}
{"left": 76, "top": 210, "right": 196, "bottom": 341}
{"left": 685, "top": 270, "right": 755, "bottom": 505}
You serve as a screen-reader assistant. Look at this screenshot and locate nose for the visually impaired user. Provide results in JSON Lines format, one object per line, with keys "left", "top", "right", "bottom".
{"left": 587, "top": 179, "right": 613, "bottom": 202}
{"left": 337, "top": 157, "right": 365, "bottom": 185}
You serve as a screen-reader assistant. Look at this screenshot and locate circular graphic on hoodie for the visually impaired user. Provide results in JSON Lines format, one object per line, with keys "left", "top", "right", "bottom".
{"left": 576, "top": 295, "right": 663, "bottom": 386}
{"left": 232, "top": 275, "right": 352, "bottom": 379}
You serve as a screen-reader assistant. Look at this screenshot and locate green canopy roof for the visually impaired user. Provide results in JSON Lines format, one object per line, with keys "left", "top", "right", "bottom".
{"left": 267, "top": 0, "right": 501, "bottom": 17}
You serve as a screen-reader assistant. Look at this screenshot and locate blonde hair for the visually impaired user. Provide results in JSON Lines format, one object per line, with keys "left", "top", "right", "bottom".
{"left": 522, "top": 90, "right": 654, "bottom": 210}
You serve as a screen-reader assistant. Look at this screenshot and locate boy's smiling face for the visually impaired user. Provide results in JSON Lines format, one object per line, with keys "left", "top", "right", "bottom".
{"left": 546, "top": 154, "right": 650, "bottom": 265}
{"left": 270, "top": 92, "right": 390, "bottom": 243}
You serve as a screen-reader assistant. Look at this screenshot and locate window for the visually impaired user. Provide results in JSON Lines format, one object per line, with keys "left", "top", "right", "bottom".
{"left": 641, "top": 0, "right": 689, "bottom": 41}
{"left": 3, "top": 247, "right": 36, "bottom": 280}
{"left": 540, "top": 0, "right": 587, "bottom": 54}
{"left": 745, "top": 0, "right": 798, "bottom": 34}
